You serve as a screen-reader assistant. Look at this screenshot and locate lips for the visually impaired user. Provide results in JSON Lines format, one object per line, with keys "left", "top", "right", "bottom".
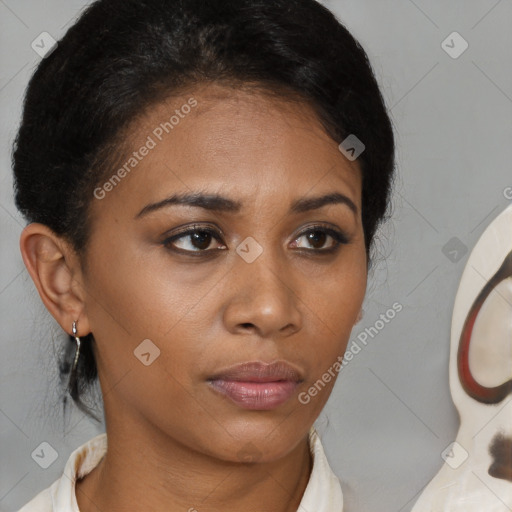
{"left": 207, "top": 361, "right": 304, "bottom": 410}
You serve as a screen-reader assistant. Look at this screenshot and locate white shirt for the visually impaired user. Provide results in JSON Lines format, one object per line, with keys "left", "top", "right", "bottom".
{"left": 18, "top": 428, "right": 343, "bottom": 511}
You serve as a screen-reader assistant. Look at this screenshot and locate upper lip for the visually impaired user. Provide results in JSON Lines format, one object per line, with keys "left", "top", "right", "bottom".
{"left": 208, "top": 361, "right": 304, "bottom": 383}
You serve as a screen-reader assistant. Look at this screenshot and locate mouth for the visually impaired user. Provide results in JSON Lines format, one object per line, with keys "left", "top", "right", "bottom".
{"left": 207, "top": 361, "right": 304, "bottom": 410}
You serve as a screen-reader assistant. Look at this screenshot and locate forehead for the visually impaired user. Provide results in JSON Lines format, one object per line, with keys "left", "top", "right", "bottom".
{"left": 91, "top": 83, "right": 362, "bottom": 217}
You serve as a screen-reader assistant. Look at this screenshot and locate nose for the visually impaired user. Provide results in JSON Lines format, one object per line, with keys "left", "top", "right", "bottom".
{"left": 222, "top": 246, "right": 303, "bottom": 340}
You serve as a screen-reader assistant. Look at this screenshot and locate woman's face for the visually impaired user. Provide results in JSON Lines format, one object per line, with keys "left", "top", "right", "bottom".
{"left": 80, "top": 83, "right": 367, "bottom": 462}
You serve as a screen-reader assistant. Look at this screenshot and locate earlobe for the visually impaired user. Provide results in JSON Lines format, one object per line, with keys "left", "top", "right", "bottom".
{"left": 19, "top": 223, "right": 91, "bottom": 336}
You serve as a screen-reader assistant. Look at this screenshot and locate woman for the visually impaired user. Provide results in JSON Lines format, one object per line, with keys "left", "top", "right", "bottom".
{"left": 13, "top": 0, "right": 395, "bottom": 510}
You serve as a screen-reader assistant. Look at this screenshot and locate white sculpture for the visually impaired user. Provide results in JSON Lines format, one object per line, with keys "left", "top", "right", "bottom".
{"left": 412, "top": 203, "right": 512, "bottom": 511}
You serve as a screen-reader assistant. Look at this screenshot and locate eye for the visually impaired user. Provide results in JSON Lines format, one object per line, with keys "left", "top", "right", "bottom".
{"left": 162, "top": 223, "right": 349, "bottom": 256}
{"left": 291, "top": 225, "right": 349, "bottom": 253}
{"left": 162, "top": 224, "right": 227, "bottom": 254}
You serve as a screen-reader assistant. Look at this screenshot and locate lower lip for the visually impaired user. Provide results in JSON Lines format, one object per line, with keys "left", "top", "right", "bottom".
{"left": 208, "top": 379, "right": 299, "bottom": 410}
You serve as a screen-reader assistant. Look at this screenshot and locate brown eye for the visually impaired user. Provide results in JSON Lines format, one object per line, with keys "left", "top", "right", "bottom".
{"left": 305, "top": 230, "right": 328, "bottom": 249}
{"left": 292, "top": 226, "right": 349, "bottom": 252}
{"left": 163, "top": 225, "right": 227, "bottom": 253}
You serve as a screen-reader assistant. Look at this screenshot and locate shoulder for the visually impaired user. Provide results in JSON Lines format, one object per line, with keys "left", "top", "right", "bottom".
{"left": 16, "top": 433, "right": 107, "bottom": 512}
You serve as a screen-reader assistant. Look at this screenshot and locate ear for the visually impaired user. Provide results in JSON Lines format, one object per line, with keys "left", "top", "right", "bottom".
{"left": 19, "top": 223, "right": 91, "bottom": 337}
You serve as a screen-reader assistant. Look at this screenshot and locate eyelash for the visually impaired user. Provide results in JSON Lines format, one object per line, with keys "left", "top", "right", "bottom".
{"left": 162, "top": 223, "right": 350, "bottom": 256}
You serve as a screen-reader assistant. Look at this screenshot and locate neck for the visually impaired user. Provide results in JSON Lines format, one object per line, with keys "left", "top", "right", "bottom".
{"left": 76, "top": 419, "right": 313, "bottom": 512}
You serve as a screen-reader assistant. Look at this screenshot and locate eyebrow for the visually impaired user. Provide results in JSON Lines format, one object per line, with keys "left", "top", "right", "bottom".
{"left": 135, "top": 191, "right": 357, "bottom": 218}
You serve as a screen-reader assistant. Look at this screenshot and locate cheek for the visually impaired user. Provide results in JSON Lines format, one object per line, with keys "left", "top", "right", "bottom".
{"left": 85, "top": 232, "right": 205, "bottom": 337}
{"left": 305, "top": 248, "right": 367, "bottom": 333}
{"left": 85, "top": 253, "right": 208, "bottom": 424}
{"left": 300, "top": 250, "right": 367, "bottom": 385}
{"left": 324, "top": 270, "right": 366, "bottom": 339}
{"left": 83, "top": 237, "right": 217, "bottom": 390}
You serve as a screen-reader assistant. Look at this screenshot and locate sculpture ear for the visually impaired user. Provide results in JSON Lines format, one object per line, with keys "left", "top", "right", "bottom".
{"left": 457, "top": 251, "right": 512, "bottom": 404}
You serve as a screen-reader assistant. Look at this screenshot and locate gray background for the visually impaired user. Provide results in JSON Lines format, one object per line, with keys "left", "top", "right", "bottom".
{"left": 1, "top": 1, "right": 511, "bottom": 511}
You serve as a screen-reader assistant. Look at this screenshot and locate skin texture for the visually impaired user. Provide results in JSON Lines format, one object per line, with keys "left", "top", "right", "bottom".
{"left": 20, "top": 83, "right": 367, "bottom": 512}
